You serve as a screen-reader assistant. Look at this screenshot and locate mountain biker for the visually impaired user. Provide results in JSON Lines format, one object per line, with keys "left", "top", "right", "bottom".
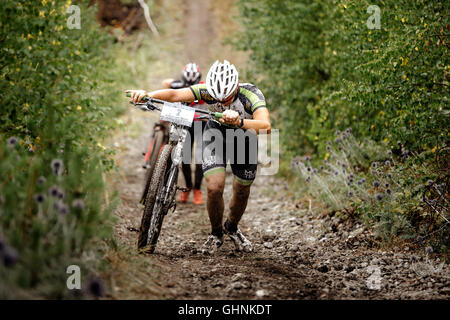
{"left": 126, "top": 60, "right": 271, "bottom": 254}
{"left": 161, "top": 63, "right": 205, "bottom": 205}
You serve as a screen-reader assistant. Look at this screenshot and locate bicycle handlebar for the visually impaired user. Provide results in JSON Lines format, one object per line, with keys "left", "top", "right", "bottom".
{"left": 125, "top": 92, "right": 223, "bottom": 119}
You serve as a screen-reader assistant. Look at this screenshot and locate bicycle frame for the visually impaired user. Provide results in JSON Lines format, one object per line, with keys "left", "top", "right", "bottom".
{"left": 131, "top": 97, "right": 223, "bottom": 212}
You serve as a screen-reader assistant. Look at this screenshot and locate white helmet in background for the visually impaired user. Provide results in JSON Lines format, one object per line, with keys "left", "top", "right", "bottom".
{"left": 182, "top": 63, "right": 201, "bottom": 85}
{"left": 206, "top": 60, "right": 239, "bottom": 101}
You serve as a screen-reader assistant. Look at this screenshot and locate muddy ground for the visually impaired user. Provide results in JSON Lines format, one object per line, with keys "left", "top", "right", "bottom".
{"left": 106, "top": 0, "right": 449, "bottom": 300}
{"left": 109, "top": 104, "right": 449, "bottom": 300}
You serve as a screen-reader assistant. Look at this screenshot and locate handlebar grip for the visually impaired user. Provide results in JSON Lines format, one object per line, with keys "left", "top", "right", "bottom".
{"left": 214, "top": 112, "right": 223, "bottom": 119}
{"left": 125, "top": 92, "right": 149, "bottom": 101}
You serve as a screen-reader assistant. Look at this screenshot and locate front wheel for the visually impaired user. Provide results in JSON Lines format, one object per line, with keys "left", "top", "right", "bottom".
{"left": 140, "top": 128, "right": 165, "bottom": 205}
{"left": 138, "top": 143, "right": 179, "bottom": 253}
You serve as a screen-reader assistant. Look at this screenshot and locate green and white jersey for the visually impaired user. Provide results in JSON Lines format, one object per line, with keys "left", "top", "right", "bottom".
{"left": 189, "top": 83, "right": 266, "bottom": 121}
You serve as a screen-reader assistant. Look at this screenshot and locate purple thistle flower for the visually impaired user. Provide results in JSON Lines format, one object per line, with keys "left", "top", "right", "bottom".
{"left": 305, "top": 156, "right": 310, "bottom": 161}
{"left": 346, "top": 182, "right": 351, "bottom": 186}
{"left": 376, "top": 194, "right": 383, "bottom": 201}
{"left": 387, "top": 150, "right": 392, "bottom": 155}
{"left": 334, "top": 138, "right": 341, "bottom": 144}
{"left": 313, "top": 169, "right": 318, "bottom": 174}
{"left": 342, "top": 134, "right": 347, "bottom": 140}
{"left": 307, "top": 167, "right": 312, "bottom": 172}
{"left": 51, "top": 159, "right": 64, "bottom": 176}
{"left": 373, "top": 181, "right": 380, "bottom": 187}
{"left": 348, "top": 191, "right": 353, "bottom": 197}
{"left": 306, "top": 177, "right": 311, "bottom": 182}
{"left": 361, "top": 178, "right": 366, "bottom": 183}
{"left": 345, "top": 128, "right": 352, "bottom": 134}
{"left": 57, "top": 189, "right": 65, "bottom": 200}
{"left": 334, "top": 171, "right": 339, "bottom": 175}
{"left": 357, "top": 180, "right": 362, "bottom": 185}
{"left": 387, "top": 174, "right": 392, "bottom": 179}
{"left": 335, "top": 130, "right": 341, "bottom": 136}
{"left": 72, "top": 199, "right": 85, "bottom": 210}
{"left": 327, "top": 141, "right": 332, "bottom": 145}
{"left": 371, "top": 162, "right": 377, "bottom": 168}
{"left": 320, "top": 166, "right": 324, "bottom": 170}
{"left": 427, "top": 179, "right": 433, "bottom": 186}
{"left": 7, "top": 137, "right": 19, "bottom": 147}
{"left": 326, "top": 146, "right": 331, "bottom": 151}
{"left": 385, "top": 160, "right": 390, "bottom": 166}
{"left": 37, "top": 176, "right": 46, "bottom": 185}
{"left": 48, "top": 185, "right": 61, "bottom": 198}
{"left": 386, "top": 189, "right": 391, "bottom": 195}
{"left": 385, "top": 183, "right": 390, "bottom": 187}
{"left": 370, "top": 170, "right": 376, "bottom": 175}
{"left": 34, "top": 193, "right": 46, "bottom": 204}
{"left": 58, "top": 203, "right": 69, "bottom": 215}
{"left": 338, "top": 146, "right": 343, "bottom": 151}
{"left": 3, "top": 245, "right": 20, "bottom": 268}
{"left": 425, "top": 246, "right": 433, "bottom": 254}
{"left": 85, "top": 276, "right": 105, "bottom": 298}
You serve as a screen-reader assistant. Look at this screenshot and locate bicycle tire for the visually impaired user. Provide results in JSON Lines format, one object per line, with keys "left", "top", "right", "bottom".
{"left": 140, "top": 129, "right": 165, "bottom": 205}
{"left": 137, "top": 144, "right": 173, "bottom": 252}
{"left": 146, "top": 162, "right": 179, "bottom": 252}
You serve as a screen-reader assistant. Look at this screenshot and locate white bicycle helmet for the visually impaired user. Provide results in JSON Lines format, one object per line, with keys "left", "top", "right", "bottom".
{"left": 182, "top": 63, "right": 201, "bottom": 85}
{"left": 206, "top": 60, "right": 239, "bottom": 101}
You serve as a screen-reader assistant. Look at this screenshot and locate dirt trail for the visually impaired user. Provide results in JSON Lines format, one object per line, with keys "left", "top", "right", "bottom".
{"left": 107, "top": 0, "right": 449, "bottom": 300}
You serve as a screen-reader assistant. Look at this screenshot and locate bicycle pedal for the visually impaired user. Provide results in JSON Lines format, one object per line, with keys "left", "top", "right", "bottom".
{"left": 177, "top": 187, "right": 190, "bottom": 192}
{"left": 142, "top": 164, "right": 149, "bottom": 169}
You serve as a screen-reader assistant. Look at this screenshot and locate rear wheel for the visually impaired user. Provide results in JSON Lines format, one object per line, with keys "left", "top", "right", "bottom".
{"left": 137, "top": 144, "right": 176, "bottom": 252}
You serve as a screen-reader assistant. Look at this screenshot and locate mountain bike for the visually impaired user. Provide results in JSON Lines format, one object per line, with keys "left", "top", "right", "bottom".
{"left": 127, "top": 94, "right": 224, "bottom": 253}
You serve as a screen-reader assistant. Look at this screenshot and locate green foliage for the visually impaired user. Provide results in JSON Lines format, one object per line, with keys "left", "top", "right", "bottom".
{"left": 291, "top": 131, "right": 449, "bottom": 250}
{"left": 236, "top": 0, "right": 449, "bottom": 157}
{"left": 236, "top": 0, "right": 449, "bottom": 246}
{"left": 0, "top": 0, "right": 124, "bottom": 298}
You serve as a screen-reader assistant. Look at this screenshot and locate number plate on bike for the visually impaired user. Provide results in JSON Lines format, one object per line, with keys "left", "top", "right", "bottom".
{"left": 160, "top": 102, "right": 195, "bottom": 127}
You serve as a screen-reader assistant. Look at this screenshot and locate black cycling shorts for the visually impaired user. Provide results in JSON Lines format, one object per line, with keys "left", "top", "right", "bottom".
{"left": 202, "top": 120, "right": 258, "bottom": 185}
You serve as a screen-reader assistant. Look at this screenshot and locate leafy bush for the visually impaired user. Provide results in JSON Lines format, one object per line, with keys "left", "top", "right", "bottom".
{"left": 236, "top": 0, "right": 449, "bottom": 246}
{"left": 291, "top": 130, "right": 449, "bottom": 251}
{"left": 0, "top": 0, "right": 124, "bottom": 298}
{"left": 236, "top": 0, "right": 448, "bottom": 157}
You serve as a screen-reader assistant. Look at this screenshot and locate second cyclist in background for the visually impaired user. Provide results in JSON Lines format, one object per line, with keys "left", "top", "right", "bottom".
{"left": 162, "top": 63, "right": 206, "bottom": 205}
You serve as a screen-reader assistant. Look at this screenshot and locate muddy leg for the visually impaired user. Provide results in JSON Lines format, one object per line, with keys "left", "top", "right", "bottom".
{"left": 226, "top": 178, "right": 251, "bottom": 230}
{"left": 206, "top": 171, "right": 226, "bottom": 236}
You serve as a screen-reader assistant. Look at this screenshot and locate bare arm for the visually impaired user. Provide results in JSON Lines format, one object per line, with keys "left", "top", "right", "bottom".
{"left": 125, "top": 87, "right": 195, "bottom": 103}
{"left": 243, "top": 108, "right": 271, "bottom": 134}
{"left": 220, "top": 108, "right": 271, "bottom": 134}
